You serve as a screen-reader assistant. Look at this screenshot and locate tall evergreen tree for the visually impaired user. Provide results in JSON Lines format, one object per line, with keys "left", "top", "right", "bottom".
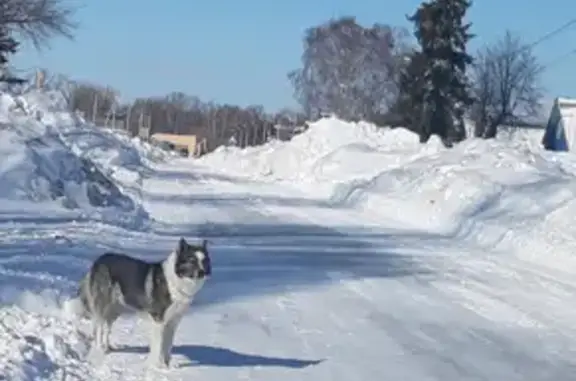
{"left": 390, "top": 51, "right": 427, "bottom": 137}
{"left": 402, "top": 0, "right": 474, "bottom": 145}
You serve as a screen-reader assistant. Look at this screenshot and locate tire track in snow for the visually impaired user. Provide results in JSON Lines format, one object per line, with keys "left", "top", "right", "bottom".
{"left": 439, "top": 255, "right": 576, "bottom": 338}
{"left": 330, "top": 268, "right": 576, "bottom": 380}
{"left": 278, "top": 273, "right": 428, "bottom": 381}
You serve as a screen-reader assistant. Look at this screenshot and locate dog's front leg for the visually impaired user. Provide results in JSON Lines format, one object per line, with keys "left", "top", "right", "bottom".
{"left": 147, "top": 321, "right": 169, "bottom": 369}
{"left": 161, "top": 316, "right": 182, "bottom": 366}
{"left": 162, "top": 305, "right": 186, "bottom": 364}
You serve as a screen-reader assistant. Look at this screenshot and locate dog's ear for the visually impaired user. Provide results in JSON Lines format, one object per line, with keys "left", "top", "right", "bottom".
{"left": 201, "top": 239, "right": 208, "bottom": 250}
{"left": 177, "top": 237, "right": 187, "bottom": 252}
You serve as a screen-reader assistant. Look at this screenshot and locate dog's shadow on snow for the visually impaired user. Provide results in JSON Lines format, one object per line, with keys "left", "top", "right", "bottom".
{"left": 114, "top": 344, "right": 323, "bottom": 369}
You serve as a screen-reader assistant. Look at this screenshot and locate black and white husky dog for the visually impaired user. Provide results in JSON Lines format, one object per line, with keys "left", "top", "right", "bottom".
{"left": 73, "top": 237, "right": 211, "bottom": 368}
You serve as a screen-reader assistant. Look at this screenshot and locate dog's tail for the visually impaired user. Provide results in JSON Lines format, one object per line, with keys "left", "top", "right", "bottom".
{"left": 62, "top": 273, "right": 92, "bottom": 319}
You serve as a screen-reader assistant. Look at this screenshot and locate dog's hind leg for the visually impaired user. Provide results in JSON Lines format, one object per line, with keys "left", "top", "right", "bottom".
{"left": 97, "top": 319, "right": 112, "bottom": 353}
{"left": 90, "top": 307, "right": 117, "bottom": 353}
{"left": 92, "top": 317, "right": 107, "bottom": 352}
{"left": 102, "top": 305, "right": 121, "bottom": 352}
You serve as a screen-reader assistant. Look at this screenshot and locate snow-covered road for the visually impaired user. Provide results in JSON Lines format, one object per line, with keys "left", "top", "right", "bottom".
{"left": 3, "top": 158, "right": 576, "bottom": 380}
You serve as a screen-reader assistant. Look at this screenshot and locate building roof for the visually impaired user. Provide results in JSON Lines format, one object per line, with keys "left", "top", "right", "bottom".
{"left": 556, "top": 97, "right": 576, "bottom": 108}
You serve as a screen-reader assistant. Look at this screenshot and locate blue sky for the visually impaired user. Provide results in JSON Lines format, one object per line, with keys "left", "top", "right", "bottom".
{"left": 12, "top": 0, "right": 576, "bottom": 113}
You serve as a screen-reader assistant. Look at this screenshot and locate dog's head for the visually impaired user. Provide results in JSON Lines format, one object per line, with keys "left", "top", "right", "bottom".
{"left": 174, "top": 238, "right": 211, "bottom": 280}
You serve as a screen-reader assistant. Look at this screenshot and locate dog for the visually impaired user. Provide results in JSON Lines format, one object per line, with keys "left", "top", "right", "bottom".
{"left": 74, "top": 237, "right": 211, "bottom": 368}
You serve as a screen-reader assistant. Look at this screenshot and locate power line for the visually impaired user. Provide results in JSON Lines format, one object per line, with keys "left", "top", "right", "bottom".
{"left": 542, "top": 48, "right": 576, "bottom": 71}
{"left": 522, "top": 18, "right": 576, "bottom": 72}
{"left": 528, "top": 18, "right": 576, "bottom": 49}
{"left": 479, "top": 17, "right": 576, "bottom": 61}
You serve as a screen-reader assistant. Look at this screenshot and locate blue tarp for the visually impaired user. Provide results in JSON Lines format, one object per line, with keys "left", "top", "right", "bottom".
{"left": 543, "top": 98, "right": 570, "bottom": 151}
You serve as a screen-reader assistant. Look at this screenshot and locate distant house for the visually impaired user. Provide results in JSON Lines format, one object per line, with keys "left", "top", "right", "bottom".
{"left": 542, "top": 97, "right": 576, "bottom": 151}
{"left": 150, "top": 133, "right": 207, "bottom": 157}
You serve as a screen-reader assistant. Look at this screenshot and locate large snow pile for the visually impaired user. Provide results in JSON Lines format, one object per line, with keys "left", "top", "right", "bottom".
{"left": 196, "top": 116, "right": 445, "bottom": 182}
{"left": 0, "top": 90, "right": 154, "bottom": 228}
{"left": 328, "top": 137, "right": 567, "bottom": 235}
{"left": 197, "top": 117, "right": 570, "bottom": 267}
{"left": 57, "top": 123, "right": 170, "bottom": 202}
{"left": 18, "top": 90, "right": 171, "bottom": 190}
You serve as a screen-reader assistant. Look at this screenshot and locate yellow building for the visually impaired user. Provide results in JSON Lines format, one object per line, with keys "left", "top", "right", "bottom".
{"left": 150, "top": 133, "right": 206, "bottom": 157}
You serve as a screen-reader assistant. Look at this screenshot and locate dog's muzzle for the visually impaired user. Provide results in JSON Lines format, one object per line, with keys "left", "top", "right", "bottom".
{"left": 198, "top": 266, "right": 211, "bottom": 278}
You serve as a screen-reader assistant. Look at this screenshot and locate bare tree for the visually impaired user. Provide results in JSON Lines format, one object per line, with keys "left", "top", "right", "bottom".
{"left": 289, "top": 16, "right": 397, "bottom": 122}
{"left": 273, "top": 107, "right": 306, "bottom": 126}
{"left": 387, "top": 27, "right": 414, "bottom": 100}
{"left": 163, "top": 92, "right": 195, "bottom": 133}
{"left": 68, "top": 83, "right": 299, "bottom": 154}
{"left": 471, "top": 30, "right": 543, "bottom": 138}
{"left": 29, "top": 68, "right": 74, "bottom": 97}
{"left": 68, "top": 81, "right": 119, "bottom": 122}
{"left": 0, "top": 0, "right": 77, "bottom": 49}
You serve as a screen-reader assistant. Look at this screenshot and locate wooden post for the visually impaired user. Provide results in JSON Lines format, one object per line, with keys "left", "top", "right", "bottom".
{"left": 137, "top": 110, "right": 151, "bottom": 140}
{"left": 92, "top": 94, "right": 98, "bottom": 124}
{"left": 35, "top": 69, "right": 45, "bottom": 90}
{"left": 126, "top": 106, "right": 132, "bottom": 132}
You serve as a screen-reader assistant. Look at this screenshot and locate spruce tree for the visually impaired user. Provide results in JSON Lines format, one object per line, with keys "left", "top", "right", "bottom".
{"left": 405, "top": 0, "right": 474, "bottom": 145}
{"left": 392, "top": 51, "right": 427, "bottom": 139}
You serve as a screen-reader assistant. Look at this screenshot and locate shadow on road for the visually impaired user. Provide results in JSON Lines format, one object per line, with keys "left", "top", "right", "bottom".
{"left": 115, "top": 344, "right": 323, "bottom": 369}
{"left": 179, "top": 220, "right": 436, "bottom": 308}
{"left": 0, "top": 215, "right": 438, "bottom": 310}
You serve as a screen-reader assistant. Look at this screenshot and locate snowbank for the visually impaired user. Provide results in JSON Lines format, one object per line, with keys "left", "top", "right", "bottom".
{"left": 328, "top": 137, "right": 569, "bottom": 235}
{"left": 0, "top": 90, "right": 157, "bottom": 228}
{"left": 57, "top": 124, "right": 170, "bottom": 199}
{"left": 197, "top": 117, "right": 576, "bottom": 268}
{"left": 0, "top": 291, "right": 92, "bottom": 380}
{"left": 197, "top": 116, "right": 445, "bottom": 182}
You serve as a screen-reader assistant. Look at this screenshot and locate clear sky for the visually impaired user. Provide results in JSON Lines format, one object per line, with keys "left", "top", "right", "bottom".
{"left": 12, "top": 0, "right": 576, "bottom": 113}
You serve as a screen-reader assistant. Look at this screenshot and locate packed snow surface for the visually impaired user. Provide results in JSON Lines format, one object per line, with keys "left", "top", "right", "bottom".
{"left": 0, "top": 93, "right": 574, "bottom": 380}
